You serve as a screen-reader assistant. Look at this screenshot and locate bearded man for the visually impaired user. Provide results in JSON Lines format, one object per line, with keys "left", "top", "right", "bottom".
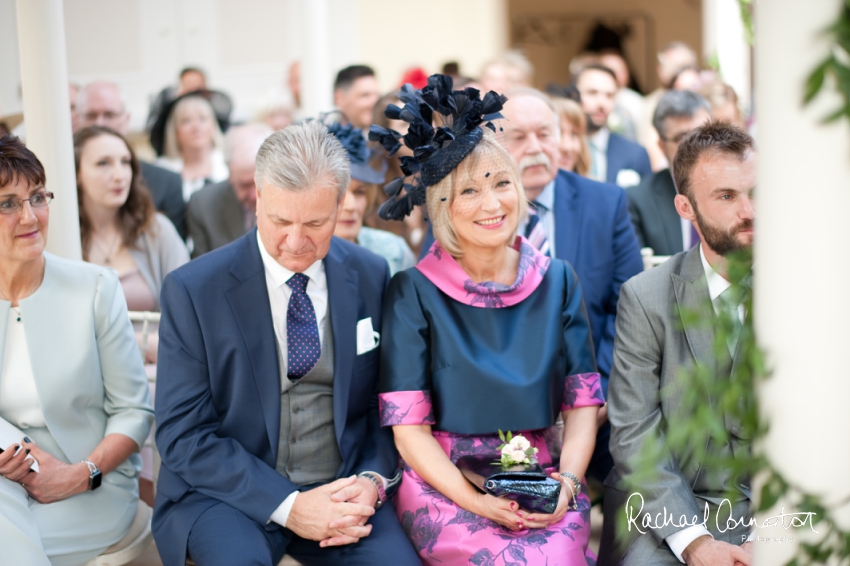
{"left": 599, "top": 121, "right": 756, "bottom": 566}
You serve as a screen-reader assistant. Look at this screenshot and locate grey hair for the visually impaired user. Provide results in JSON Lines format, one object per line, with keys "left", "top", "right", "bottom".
{"left": 653, "top": 90, "right": 711, "bottom": 138}
{"left": 76, "top": 81, "right": 126, "bottom": 115}
{"left": 254, "top": 121, "right": 350, "bottom": 199}
{"left": 504, "top": 87, "right": 562, "bottom": 141}
{"left": 223, "top": 123, "right": 273, "bottom": 164}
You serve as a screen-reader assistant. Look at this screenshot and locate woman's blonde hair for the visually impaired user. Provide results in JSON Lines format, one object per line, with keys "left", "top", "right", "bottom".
{"left": 426, "top": 133, "right": 527, "bottom": 259}
{"left": 551, "top": 97, "right": 592, "bottom": 177}
{"left": 163, "top": 96, "right": 224, "bottom": 159}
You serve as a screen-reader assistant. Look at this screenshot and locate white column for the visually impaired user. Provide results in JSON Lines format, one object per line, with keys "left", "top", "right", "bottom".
{"left": 15, "top": 0, "right": 81, "bottom": 260}
{"left": 702, "top": 0, "right": 751, "bottom": 115}
{"left": 298, "top": 0, "right": 333, "bottom": 119}
{"left": 754, "top": 0, "right": 850, "bottom": 563}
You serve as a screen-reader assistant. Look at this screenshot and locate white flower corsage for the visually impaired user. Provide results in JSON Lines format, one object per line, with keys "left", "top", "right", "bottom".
{"left": 495, "top": 430, "right": 539, "bottom": 468}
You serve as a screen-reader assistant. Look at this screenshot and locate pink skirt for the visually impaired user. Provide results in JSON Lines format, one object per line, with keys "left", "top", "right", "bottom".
{"left": 393, "top": 429, "right": 595, "bottom": 566}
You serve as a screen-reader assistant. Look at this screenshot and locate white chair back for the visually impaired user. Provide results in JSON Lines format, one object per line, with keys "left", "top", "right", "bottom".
{"left": 641, "top": 247, "right": 671, "bottom": 271}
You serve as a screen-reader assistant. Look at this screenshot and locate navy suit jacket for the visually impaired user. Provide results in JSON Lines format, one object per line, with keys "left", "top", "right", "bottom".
{"left": 140, "top": 161, "right": 187, "bottom": 239}
{"left": 418, "top": 170, "right": 642, "bottom": 390}
{"left": 152, "top": 230, "right": 396, "bottom": 566}
{"left": 606, "top": 132, "right": 652, "bottom": 186}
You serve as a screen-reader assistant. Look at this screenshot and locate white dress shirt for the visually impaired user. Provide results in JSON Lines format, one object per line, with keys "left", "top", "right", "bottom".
{"left": 256, "top": 232, "right": 386, "bottom": 528}
{"left": 588, "top": 128, "right": 610, "bottom": 182}
{"left": 666, "top": 245, "right": 745, "bottom": 562}
{"left": 517, "top": 179, "right": 556, "bottom": 257}
{"left": 0, "top": 309, "right": 46, "bottom": 428}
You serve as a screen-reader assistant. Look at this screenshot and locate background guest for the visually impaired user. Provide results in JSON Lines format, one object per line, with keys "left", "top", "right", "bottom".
{"left": 598, "top": 50, "right": 644, "bottom": 142}
{"left": 145, "top": 66, "right": 208, "bottom": 132}
{"left": 478, "top": 50, "right": 533, "bottom": 94}
{"left": 551, "top": 96, "right": 592, "bottom": 176}
{"left": 575, "top": 64, "right": 652, "bottom": 188}
{"left": 0, "top": 134, "right": 153, "bottom": 566}
{"left": 154, "top": 94, "right": 229, "bottom": 201}
{"left": 701, "top": 79, "right": 746, "bottom": 128}
{"left": 76, "top": 81, "right": 187, "bottom": 238}
{"left": 253, "top": 90, "right": 295, "bottom": 131}
{"left": 188, "top": 123, "right": 272, "bottom": 257}
{"left": 627, "top": 90, "right": 711, "bottom": 256}
{"left": 327, "top": 122, "right": 415, "bottom": 275}
{"left": 333, "top": 65, "right": 381, "bottom": 131}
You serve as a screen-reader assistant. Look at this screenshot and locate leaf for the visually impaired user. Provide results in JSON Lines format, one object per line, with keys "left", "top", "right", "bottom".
{"left": 508, "top": 544, "right": 527, "bottom": 564}
{"left": 821, "top": 105, "right": 849, "bottom": 123}
{"left": 805, "top": 59, "right": 831, "bottom": 104}
{"left": 499, "top": 429, "right": 506, "bottom": 442}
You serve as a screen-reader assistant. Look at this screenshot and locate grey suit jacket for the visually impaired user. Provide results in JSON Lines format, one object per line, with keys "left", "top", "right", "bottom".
{"left": 599, "top": 246, "right": 751, "bottom": 565}
{"left": 626, "top": 168, "right": 683, "bottom": 256}
{"left": 186, "top": 180, "right": 247, "bottom": 258}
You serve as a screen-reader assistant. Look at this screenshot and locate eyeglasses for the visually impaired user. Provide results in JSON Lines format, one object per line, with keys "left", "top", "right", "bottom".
{"left": 0, "top": 191, "right": 54, "bottom": 215}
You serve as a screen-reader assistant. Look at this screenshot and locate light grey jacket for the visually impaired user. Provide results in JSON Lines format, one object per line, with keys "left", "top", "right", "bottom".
{"left": 128, "top": 213, "right": 190, "bottom": 310}
{"left": 0, "top": 253, "right": 154, "bottom": 481}
{"left": 599, "top": 245, "right": 751, "bottom": 565}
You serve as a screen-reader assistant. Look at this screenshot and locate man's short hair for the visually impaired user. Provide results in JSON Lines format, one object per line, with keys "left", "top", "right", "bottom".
{"left": 180, "top": 67, "right": 205, "bottom": 80}
{"left": 76, "top": 81, "right": 126, "bottom": 116}
{"left": 653, "top": 90, "right": 711, "bottom": 139}
{"left": 333, "top": 65, "right": 375, "bottom": 92}
{"left": 254, "top": 121, "right": 350, "bottom": 199}
{"left": 503, "top": 87, "right": 561, "bottom": 139}
{"left": 223, "top": 124, "right": 273, "bottom": 165}
{"left": 574, "top": 63, "right": 618, "bottom": 87}
{"left": 672, "top": 121, "right": 754, "bottom": 201}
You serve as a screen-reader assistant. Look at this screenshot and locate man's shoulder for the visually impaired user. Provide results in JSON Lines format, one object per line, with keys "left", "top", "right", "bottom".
{"left": 628, "top": 170, "right": 669, "bottom": 201}
{"left": 623, "top": 251, "right": 689, "bottom": 299}
{"left": 188, "top": 180, "right": 234, "bottom": 210}
{"left": 168, "top": 233, "right": 249, "bottom": 290}
{"left": 332, "top": 236, "right": 388, "bottom": 273}
{"left": 555, "top": 170, "right": 625, "bottom": 209}
{"left": 140, "top": 160, "right": 181, "bottom": 185}
{"left": 610, "top": 131, "right": 646, "bottom": 153}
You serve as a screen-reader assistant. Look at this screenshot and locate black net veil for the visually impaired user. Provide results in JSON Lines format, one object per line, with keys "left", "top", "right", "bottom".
{"left": 368, "top": 74, "right": 521, "bottom": 232}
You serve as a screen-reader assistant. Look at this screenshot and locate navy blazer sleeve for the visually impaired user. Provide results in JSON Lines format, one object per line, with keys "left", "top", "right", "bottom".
{"left": 597, "top": 187, "right": 644, "bottom": 389}
{"left": 155, "top": 270, "right": 299, "bottom": 525}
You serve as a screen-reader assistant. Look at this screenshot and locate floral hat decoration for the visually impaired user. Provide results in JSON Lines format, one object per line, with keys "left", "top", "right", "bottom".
{"left": 324, "top": 119, "right": 387, "bottom": 185}
{"left": 368, "top": 74, "right": 508, "bottom": 221}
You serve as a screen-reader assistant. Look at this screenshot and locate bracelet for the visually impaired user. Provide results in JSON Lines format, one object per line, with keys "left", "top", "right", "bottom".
{"left": 559, "top": 471, "right": 580, "bottom": 494}
{"left": 561, "top": 479, "right": 577, "bottom": 510}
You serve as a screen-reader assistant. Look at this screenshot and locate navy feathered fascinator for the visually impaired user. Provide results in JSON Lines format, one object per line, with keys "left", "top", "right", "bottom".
{"left": 368, "top": 74, "right": 507, "bottom": 221}
{"left": 324, "top": 120, "right": 386, "bottom": 185}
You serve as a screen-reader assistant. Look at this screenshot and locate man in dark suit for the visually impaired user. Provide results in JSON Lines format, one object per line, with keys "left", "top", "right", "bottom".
{"left": 599, "top": 122, "right": 755, "bottom": 566}
{"left": 76, "top": 81, "right": 187, "bottom": 238}
{"left": 187, "top": 124, "right": 272, "bottom": 257}
{"left": 501, "top": 88, "right": 644, "bottom": 482}
{"left": 575, "top": 64, "right": 652, "bottom": 188}
{"left": 153, "top": 122, "right": 419, "bottom": 566}
{"left": 627, "top": 90, "right": 711, "bottom": 256}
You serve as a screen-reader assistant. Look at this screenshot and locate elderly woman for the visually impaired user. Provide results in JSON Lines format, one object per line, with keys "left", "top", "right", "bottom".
{"left": 153, "top": 93, "right": 229, "bottom": 201}
{"left": 372, "top": 76, "right": 603, "bottom": 564}
{"left": 551, "top": 96, "right": 592, "bottom": 177}
{"left": 327, "top": 122, "right": 415, "bottom": 275}
{"left": 0, "top": 135, "right": 153, "bottom": 565}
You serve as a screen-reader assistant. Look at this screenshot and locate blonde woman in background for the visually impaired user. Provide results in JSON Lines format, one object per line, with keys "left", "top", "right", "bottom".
{"left": 551, "top": 97, "right": 592, "bottom": 177}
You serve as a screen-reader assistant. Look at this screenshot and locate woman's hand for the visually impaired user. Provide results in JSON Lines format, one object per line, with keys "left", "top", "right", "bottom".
{"left": 514, "top": 474, "right": 574, "bottom": 529}
{"left": 471, "top": 494, "right": 528, "bottom": 532}
{"left": 0, "top": 442, "right": 33, "bottom": 483}
{"left": 18, "top": 439, "right": 89, "bottom": 504}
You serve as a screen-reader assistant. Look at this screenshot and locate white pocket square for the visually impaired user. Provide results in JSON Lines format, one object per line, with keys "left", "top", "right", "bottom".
{"left": 616, "top": 168, "right": 642, "bottom": 188}
{"left": 356, "top": 317, "right": 380, "bottom": 355}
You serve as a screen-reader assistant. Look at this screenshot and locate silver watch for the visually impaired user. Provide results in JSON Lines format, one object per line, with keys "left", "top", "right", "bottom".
{"left": 358, "top": 472, "right": 386, "bottom": 509}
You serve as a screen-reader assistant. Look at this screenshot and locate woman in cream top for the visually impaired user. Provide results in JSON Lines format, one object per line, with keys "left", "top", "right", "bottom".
{"left": 0, "top": 135, "right": 153, "bottom": 566}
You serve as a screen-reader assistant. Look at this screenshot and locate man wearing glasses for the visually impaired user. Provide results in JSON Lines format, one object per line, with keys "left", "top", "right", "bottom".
{"left": 627, "top": 90, "right": 712, "bottom": 256}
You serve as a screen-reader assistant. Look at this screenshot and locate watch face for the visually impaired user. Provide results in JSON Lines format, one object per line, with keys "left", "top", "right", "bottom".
{"left": 90, "top": 469, "right": 103, "bottom": 490}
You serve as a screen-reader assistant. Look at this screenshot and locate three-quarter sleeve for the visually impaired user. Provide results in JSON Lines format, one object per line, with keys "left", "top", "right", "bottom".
{"left": 94, "top": 268, "right": 154, "bottom": 448}
{"left": 379, "top": 271, "right": 436, "bottom": 426}
{"left": 559, "top": 262, "right": 605, "bottom": 411}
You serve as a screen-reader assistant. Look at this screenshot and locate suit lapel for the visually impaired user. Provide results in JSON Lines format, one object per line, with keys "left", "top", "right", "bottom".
{"left": 324, "top": 239, "right": 359, "bottom": 447}
{"left": 225, "top": 231, "right": 281, "bottom": 454}
{"left": 655, "top": 171, "right": 684, "bottom": 253}
{"left": 553, "top": 172, "right": 581, "bottom": 264}
{"left": 671, "top": 247, "right": 718, "bottom": 379}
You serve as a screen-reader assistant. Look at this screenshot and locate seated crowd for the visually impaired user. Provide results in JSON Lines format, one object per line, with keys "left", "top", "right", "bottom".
{"left": 0, "top": 42, "right": 755, "bottom": 566}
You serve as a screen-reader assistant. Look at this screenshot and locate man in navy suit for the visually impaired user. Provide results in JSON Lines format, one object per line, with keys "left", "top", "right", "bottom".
{"left": 575, "top": 64, "right": 652, "bottom": 188}
{"left": 501, "top": 88, "right": 644, "bottom": 482}
{"left": 153, "top": 122, "right": 419, "bottom": 566}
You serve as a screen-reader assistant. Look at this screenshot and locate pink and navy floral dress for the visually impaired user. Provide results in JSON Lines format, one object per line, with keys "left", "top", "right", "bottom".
{"left": 379, "top": 236, "right": 604, "bottom": 565}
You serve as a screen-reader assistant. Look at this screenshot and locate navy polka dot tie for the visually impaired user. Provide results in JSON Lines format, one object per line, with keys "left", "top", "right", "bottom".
{"left": 286, "top": 273, "right": 320, "bottom": 380}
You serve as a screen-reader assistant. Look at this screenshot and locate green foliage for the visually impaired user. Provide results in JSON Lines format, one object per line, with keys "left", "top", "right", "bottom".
{"left": 619, "top": 249, "right": 850, "bottom": 563}
{"left": 738, "top": 0, "right": 755, "bottom": 45}
{"left": 804, "top": 1, "right": 850, "bottom": 125}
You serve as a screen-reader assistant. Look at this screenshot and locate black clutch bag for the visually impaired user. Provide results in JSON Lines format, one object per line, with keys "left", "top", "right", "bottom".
{"left": 456, "top": 454, "right": 561, "bottom": 514}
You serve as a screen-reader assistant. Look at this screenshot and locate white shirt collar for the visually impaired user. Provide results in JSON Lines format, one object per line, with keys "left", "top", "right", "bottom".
{"left": 535, "top": 179, "right": 556, "bottom": 211}
{"left": 256, "top": 230, "right": 326, "bottom": 290}
{"left": 589, "top": 127, "right": 610, "bottom": 151}
{"left": 699, "top": 244, "right": 731, "bottom": 302}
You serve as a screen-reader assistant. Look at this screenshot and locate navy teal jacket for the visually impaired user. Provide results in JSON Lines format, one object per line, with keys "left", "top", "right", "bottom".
{"left": 152, "top": 230, "right": 396, "bottom": 566}
{"left": 605, "top": 132, "right": 653, "bottom": 186}
{"left": 418, "top": 170, "right": 643, "bottom": 390}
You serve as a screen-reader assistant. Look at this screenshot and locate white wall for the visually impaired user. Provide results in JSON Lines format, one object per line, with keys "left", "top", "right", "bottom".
{"left": 0, "top": 0, "right": 507, "bottom": 133}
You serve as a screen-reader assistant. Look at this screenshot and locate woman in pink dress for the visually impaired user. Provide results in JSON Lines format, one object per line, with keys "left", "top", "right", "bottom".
{"left": 372, "top": 75, "right": 603, "bottom": 565}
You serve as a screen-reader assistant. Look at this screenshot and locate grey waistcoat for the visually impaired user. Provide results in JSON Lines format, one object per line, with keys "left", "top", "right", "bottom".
{"left": 275, "top": 309, "right": 343, "bottom": 486}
